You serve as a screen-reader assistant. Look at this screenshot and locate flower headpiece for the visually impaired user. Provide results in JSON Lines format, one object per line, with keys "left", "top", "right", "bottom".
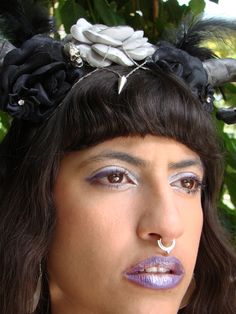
{"left": 0, "top": 1, "right": 236, "bottom": 124}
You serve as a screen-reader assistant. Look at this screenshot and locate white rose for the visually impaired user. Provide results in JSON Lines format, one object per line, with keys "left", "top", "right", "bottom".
{"left": 70, "top": 18, "right": 155, "bottom": 67}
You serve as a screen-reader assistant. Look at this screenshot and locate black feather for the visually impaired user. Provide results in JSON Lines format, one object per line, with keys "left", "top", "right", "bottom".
{"left": 163, "top": 15, "right": 236, "bottom": 60}
{"left": 0, "top": 0, "right": 54, "bottom": 47}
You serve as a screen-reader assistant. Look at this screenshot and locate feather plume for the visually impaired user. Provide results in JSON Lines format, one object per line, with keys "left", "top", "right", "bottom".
{"left": 0, "top": 0, "right": 54, "bottom": 47}
{"left": 164, "top": 16, "right": 236, "bottom": 60}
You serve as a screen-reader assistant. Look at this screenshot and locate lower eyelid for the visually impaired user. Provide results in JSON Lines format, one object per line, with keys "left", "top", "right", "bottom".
{"left": 171, "top": 186, "right": 201, "bottom": 196}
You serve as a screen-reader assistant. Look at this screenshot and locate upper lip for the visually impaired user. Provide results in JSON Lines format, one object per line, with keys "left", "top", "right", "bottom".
{"left": 124, "top": 255, "right": 184, "bottom": 276}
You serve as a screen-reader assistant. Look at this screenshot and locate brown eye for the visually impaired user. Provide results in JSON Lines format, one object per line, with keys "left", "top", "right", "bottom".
{"left": 170, "top": 174, "right": 203, "bottom": 195}
{"left": 181, "top": 178, "right": 196, "bottom": 190}
{"left": 107, "top": 173, "right": 124, "bottom": 183}
{"left": 88, "top": 166, "right": 138, "bottom": 190}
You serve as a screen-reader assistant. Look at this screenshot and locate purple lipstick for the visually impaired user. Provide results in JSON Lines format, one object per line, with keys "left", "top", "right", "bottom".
{"left": 124, "top": 256, "right": 184, "bottom": 290}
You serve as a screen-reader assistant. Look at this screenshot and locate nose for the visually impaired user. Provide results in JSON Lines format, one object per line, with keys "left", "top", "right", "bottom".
{"left": 136, "top": 185, "right": 184, "bottom": 246}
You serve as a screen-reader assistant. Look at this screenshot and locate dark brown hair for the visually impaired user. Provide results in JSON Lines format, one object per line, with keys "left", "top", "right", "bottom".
{"left": 0, "top": 66, "right": 235, "bottom": 314}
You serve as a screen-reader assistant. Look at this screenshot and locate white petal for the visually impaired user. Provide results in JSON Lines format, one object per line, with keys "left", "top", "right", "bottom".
{"left": 71, "top": 25, "right": 92, "bottom": 44}
{"left": 74, "top": 44, "right": 111, "bottom": 67}
{"left": 127, "top": 46, "right": 156, "bottom": 60}
{"left": 99, "top": 26, "right": 134, "bottom": 41}
{"left": 123, "top": 30, "right": 144, "bottom": 43}
{"left": 123, "top": 37, "right": 148, "bottom": 50}
{"left": 74, "top": 44, "right": 91, "bottom": 59}
{"left": 143, "top": 42, "right": 155, "bottom": 48}
{"left": 84, "top": 30, "right": 122, "bottom": 47}
{"left": 86, "top": 50, "right": 112, "bottom": 67}
{"left": 91, "top": 24, "right": 107, "bottom": 32}
{"left": 92, "top": 44, "right": 134, "bottom": 66}
{"left": 75, "top": 18, "right": 92, "bottom": 29}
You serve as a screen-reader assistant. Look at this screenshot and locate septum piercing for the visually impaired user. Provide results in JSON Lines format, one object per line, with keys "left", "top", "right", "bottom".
{"left": 157, "top": 239, "right": 176, "bottom": 254}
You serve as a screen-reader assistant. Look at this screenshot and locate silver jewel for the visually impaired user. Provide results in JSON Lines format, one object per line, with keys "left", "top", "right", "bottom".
{"left": 64, "top": 42, "right": 83, "bottom": 67}
{"left": 206, "top": 96, "right": 212, "bottom": 103}
{"left": 157, "top": 238, "right": 176, "bottom": 254}
{"left": 18, "top": 99, "right": 25, "bottom": 106}
{"left": 108, "top": 59, "right": 148, "bottom": 94}
{"left": 118, "top": 76, "right": 127, "bottom": 94}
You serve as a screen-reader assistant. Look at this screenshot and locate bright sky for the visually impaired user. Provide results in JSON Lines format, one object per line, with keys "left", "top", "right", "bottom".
{"left": 178, "top": 0, "right": 236, "bottom": 18}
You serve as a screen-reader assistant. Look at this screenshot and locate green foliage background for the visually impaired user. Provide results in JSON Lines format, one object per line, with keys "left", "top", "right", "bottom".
{"left": 0, "top": 0, "right": 235, "bottom": 243}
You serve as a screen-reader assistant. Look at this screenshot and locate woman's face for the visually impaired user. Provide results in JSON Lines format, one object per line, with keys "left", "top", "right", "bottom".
{"left": 48, "top": 135, "right": 203, "bottom": 314}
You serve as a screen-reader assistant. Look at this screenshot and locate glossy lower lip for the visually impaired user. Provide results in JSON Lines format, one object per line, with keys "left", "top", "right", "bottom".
{"left": 124, "top": 256, "right": 184, "bottom": 290}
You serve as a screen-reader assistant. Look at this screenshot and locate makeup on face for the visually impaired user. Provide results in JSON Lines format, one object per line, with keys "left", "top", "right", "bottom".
{"left": 124, "top": 256, "right": 184, "bottom": 290}
{"left": 86, "top": 163, "right": 203, "bottom": 196}
{"left": 86, "top": 165, "right": 139, "bottom": 190}
{"left": 50, "top": 136, "right": 203, "bottom": 314}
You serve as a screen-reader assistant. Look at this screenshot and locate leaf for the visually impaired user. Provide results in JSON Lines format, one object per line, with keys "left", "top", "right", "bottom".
{"left": 161, "top": 0, "right": 189, "bottom": 24}
{"left": 93, "top": 0, "right": 124, "bottom": 25}
{"left": 225, "top": 171, "right": 236, "bottom": 208}
{"left": 59, "top": 0, "right": 88, "bottom": 33}
{"left": 0, "top": 111, "right": 11, "bottom": 128}
{"left": 0, "top": 129, "right": 5, "bottom": 143}
{"left": 0, "top": 110, "right": 11, "bottom": 143}
{"left": 223, "top": 133, "right": 236, "bottom": 169}
{"left": 189, "top": 0, "right": 205, "bottom": 15}
{"left": 218, "top": 200, "right": 236, "bottom": 244}
{"left": 136, "top": 0, "right": 155, "bottom": 18}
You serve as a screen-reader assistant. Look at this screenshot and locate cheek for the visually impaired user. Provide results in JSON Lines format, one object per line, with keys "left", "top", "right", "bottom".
{"left": 52, "top": 181, "right": 134, "bottom": 247}
{"left": 178, "top": 191, "right": 203, "bottom": 229}
{"left": 48, "top": 178, "right": 136, "bottom": 280}
{"left": 190, "top": 197, "right": 203, "bottom": 240}
{"left": 47, "top": 178, "right": 143, "bottom": 308}
{"left": 178, "top": 195, "right": 203, "bottom": 272}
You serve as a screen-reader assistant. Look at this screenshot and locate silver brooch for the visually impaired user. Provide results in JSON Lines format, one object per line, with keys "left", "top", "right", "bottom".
{"left": 64, "top": 42, "right": 83, "bottom": 67}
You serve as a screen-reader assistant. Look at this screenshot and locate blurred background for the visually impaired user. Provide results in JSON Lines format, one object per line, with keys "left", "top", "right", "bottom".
{"left": 0, "top": 0, "right": 235, "bottom": 244}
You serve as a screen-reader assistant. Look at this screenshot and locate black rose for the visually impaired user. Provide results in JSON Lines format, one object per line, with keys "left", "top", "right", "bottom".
{"left": 0, "top": 35, "right": 82, "bottom": 123}
{"left": 152, "top": 41, "right": 214, "bottom": 112}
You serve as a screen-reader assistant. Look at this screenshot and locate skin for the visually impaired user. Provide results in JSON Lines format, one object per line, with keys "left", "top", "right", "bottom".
{"left": 48, "top": 135, "right": 204, "bottom": 314}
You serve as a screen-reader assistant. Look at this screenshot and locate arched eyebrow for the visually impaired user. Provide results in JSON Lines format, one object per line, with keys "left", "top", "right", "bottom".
{"left": 168, "top": 158, "right": 204, "bottom": 172}
{"left": 82, "top": 151, "right": 203, "bottom": 172}
{"left": 84, "top": 151, "right": 147, "bottom": 167}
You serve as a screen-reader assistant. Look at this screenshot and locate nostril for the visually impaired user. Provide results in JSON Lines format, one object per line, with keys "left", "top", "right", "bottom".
{"left": 148, "top": 233, "right": 161, "bottom": 240}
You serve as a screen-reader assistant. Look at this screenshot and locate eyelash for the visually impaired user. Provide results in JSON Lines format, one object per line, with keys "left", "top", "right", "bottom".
{"left": 170, "top": 174, "right": 204, "bottom": 195}
{"left": 86, "top": 166, "right": 138, "bottom": 190}
{"left": 87, "top": 167, "right": 204, "bottom": 195}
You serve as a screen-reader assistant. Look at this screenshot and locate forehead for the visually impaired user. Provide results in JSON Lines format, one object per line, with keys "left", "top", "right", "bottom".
{"left": 62, "top": 135, "right": 203, "bottom": 173}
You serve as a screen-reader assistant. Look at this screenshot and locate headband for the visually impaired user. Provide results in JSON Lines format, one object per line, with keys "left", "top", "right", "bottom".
{"left": 0, "top": 2, "right": 236, "bottom": 124}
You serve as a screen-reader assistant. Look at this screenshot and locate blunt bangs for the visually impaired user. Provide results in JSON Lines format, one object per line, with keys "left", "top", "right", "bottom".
{"left": 60, "top": 66, "right": 218, "bottom": 161}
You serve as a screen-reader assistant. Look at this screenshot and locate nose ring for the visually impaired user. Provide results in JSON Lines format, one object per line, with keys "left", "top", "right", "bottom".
{"left": 157, "top": 238, "right": 176, "bottom": 254}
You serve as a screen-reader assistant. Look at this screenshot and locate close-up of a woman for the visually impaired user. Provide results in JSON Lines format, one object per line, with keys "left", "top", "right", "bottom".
{"left": 0, "top": 1, "right": 236, "bottom": 314}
